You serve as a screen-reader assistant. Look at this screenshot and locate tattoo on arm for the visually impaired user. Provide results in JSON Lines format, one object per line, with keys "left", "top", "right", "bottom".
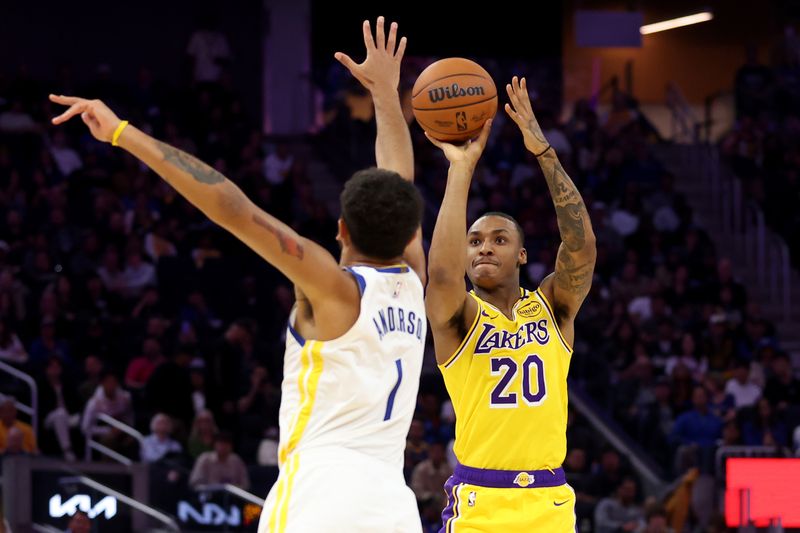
{"left": 527, "top": 118, "right": 549, "bottom": 145}
{"left": 252, "top": 214, "right": 305, "bottom": 259}
{"left": 540, "top": 152, "right": 590, "bottom": 252}
{"left": 554, "top": 245, "right": 594, "bottom": 295}
{"left": 155, "top": 141, "right": 225, "bottom": 185}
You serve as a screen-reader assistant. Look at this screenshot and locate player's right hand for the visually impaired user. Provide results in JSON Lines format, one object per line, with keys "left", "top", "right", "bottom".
{"left": 424, "top": 119, "right": 493, "bottom": 170}
{"left": 50, "top": 94, "right": 123, "bottom": 144}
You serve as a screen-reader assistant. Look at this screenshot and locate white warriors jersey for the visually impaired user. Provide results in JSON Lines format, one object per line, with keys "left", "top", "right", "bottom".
{"left": 277, "top": 264, "right": 426, "bottom": 470}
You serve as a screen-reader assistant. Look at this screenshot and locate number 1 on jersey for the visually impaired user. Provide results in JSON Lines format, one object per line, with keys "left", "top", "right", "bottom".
{"left": 384, "top": 359, "right": 403, "bottom": 421}
{"left": 489, "top": 354, "right": 546, "bottom": 408}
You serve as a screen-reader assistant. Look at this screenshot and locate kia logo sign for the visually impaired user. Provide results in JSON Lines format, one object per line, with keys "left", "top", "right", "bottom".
{"left": 49, "top": 494, "right": 118, "bottom": 519}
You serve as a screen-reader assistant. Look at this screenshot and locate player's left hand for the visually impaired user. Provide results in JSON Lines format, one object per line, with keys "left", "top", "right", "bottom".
{"left": 504, "top": 76, "right": 550, "bottom": 155}
{"left": 49, "top": 94, "right": 122, "bottom": 143}
{"left": 334, "top": 16, "right": 407, "bottom": 95}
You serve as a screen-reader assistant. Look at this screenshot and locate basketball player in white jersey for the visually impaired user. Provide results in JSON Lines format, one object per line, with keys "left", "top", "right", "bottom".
{"left": 50, "top": 17, "right": 425, "bottom": 532}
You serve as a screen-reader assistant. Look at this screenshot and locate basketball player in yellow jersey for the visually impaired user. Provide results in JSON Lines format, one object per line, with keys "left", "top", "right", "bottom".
{"left": 424, "top": 76, "right": 597, "bottom": 532}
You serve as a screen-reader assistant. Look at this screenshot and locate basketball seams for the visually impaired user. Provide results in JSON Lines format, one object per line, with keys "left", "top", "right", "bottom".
{"left": 412, "top": 72, "right": 493, "bottom": 99}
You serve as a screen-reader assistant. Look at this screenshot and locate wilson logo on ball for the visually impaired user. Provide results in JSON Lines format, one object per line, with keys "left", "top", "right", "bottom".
{"left": 428, "top": 83, "right": 486, "bottom": 103}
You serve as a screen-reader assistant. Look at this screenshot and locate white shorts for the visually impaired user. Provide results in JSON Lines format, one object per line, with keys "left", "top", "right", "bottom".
{"left": 258, "top": 447, "right": 421, "bottom": 533}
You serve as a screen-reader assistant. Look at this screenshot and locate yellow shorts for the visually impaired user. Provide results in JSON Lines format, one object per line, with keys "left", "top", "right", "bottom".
{"left": 439, "top": 464, "right": 576, "bottom": 533}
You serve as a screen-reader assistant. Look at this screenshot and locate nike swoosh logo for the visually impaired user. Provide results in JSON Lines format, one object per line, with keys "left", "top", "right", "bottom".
{"left": 481, "top": 310, "right": 499, "bottom": 319}
{"left": 554, "top": 500, "right": 570, "bottom": 507}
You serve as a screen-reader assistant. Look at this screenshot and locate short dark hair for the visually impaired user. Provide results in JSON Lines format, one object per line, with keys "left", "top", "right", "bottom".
{"left": 340, "top": 168, "right": 423, "bottom": 260}
{"left": 477, "top": 212, "right": 525, "bottom": 245}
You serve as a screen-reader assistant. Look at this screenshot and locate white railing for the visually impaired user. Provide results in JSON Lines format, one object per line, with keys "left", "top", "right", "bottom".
{"left": 85, "top": 413, "right": 144, "bottom": 464}
{"left": 684, "top": 145, "right": 794, "bottom": 322}
{"left": 59, "top": 475, "right": 179, "bottom": 531}
{"left": 0, "top": 360, "right": 38, "bottom": 435}
{"left": 193, "top": 483, "right": 266, "bottom": 507}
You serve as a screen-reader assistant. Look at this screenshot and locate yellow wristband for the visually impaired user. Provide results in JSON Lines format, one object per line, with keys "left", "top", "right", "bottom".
{"left": 111, "top": 120, "right": 129, "bottom": 147}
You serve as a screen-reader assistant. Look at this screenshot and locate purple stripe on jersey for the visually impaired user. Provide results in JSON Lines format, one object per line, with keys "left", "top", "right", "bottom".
{"left": 438, "top": 476, "right": 458, "bottom": 533}
{"left": 452, "top": 462, "right": 566, "bottom": 489}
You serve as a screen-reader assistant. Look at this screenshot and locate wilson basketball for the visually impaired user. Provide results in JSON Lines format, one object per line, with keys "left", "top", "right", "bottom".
{"left": 412, "top": 58, "right": 497, "bottom": 143}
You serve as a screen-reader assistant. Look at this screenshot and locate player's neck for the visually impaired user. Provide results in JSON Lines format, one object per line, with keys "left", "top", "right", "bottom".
{"left": 340, "top": 249, "right": 404, "bottom": 269}
{"left": 473, "top": 281, "right": 522, "bottom": 317}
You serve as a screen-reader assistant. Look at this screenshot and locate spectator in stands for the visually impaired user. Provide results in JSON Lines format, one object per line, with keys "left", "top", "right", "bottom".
{"left": 188, "top": 409, "right": 217, "bottom": 459}
{"left": 189, "top": 431, "right": 249, "bottom": 490}
{"left": 81, "top": 371, "right": 133, "bottom": 452}
{"left": 705, "top": 373, "right": 736, "bottom": 423}
{"left": 257, "top": 426, "right": 279, "bottom": 467}
{"left": 410, "top": 441, "right": 452, "bottom": 507}
{"left": 741, "top": 397, "right": 789, "bottom": 447}
{"left": 670, "top": 386, "right": 723, "bottom": 473}
{"left": 404, "top": 419, "right": 428, "bottom": 480}
{"left": 146, "top": 348, "right": 194, "bottom": 429}
{"left": 237, "top": 365, "right": 280, "bottom": 462}
{"left": 764, "top": 353, "right": 800, "bottom": 410}
{"left": 587, "top": 448, "right": 630, "bottom": 499}
{"left": 0, "top": 318, "right": 27, "bottom": 364}
{"left": 186, "top": 12, "right": 232, "bottom": 85}
{"left": 1, "top": 426, "right": 28, "bottom": 457}
{"left": 39, "top": 356, "right": 81, "bottom": 461}
{"left": 78, "top": 355, "right": 104, "bottom": 403}
{"left": 594, "top": 476, "right": 644, "bottom": 533}
{"left": 141, "top": 413, "right": 182, "bottom": 463}
{"left": 124, "top": 337, "right": 165, "bottom": 390}
{"left": 734, "top": 44, "right": 773, "bottom": 118}
{"left": 724, "top": 360, "right": 762, "bottom": 409}
{"left": 637, "top": 507, "right": 673, "bottom": 533}
{"left": 65, "top": 510, "right": 91, "bottom": 533}
{"left": 0, "top": 397, "right": 37, "bottom": 453}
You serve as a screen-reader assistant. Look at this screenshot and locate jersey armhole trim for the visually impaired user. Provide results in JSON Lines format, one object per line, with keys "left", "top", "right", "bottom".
{"left": 535, "top": 287, "right": 573, "bottom": 353}
{"left": 288, "top": 320, "right": 305, "bottom": 345}
{"left": 344, "top": 267, "right": 367, "bottom": 296}
{"left": 440, "top": 294, "right": 482, "bottom": 369}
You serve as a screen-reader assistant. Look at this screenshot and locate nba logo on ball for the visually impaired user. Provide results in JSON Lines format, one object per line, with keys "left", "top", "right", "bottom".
{"left": 412, "top": 57, "right": 497, "bottom": 143}
{"left": 456, "top": 112, "right": 467, "bottom": 131}
{"left": 513, "top": 472, "right": 535, "bottom": 487}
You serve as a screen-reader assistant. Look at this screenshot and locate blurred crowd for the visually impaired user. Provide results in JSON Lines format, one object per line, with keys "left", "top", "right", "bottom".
{"left": 0, "top": 43, "right": 797, "bottom": 531}
{"left": 722, "top": 33, "right": 800, "bottom": 266}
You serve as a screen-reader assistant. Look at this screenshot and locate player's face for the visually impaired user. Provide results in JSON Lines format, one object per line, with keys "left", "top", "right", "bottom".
{"left": 466, "top": 216, "right": 526, "bottom": 289}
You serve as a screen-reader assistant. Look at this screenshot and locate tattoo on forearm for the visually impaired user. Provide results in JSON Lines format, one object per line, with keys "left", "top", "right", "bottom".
{"left": 252, "top": 214, "right": 305, "bottom": 259}
{"left": 156, "top": 141, "right": 225, "bottom": 185}
{"left": 527, "top": 119, "right": 548, "bottom": 145}
{"left": 555, "top": 203, "right": 586, "bottom": 252}
{"left": 540, "top": 151, "right": 590, "bottom": 252}
{"left": 555, "top": 246, "right": 593, "bottom": 295}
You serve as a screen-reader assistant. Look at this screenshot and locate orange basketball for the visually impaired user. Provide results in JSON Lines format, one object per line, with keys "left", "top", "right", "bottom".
{"left": 412, "top": 58, "right": 497, "bottom": 143}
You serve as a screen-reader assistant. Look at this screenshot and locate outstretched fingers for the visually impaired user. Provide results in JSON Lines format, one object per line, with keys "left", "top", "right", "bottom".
{"left": 334, "top": 52, "right": 357, "bottom": 72}
{"left": 362, "top": 20, "right": 376, "bottom": 50}
{"left": 395, "top": 36, "right": 407, "bottom": 61}
{"left": 386, "top": 21, "right": 398, "bottom": 55}
{"left": 375, "top": 16, "right": 386, "bottom": 50}
{"left": 52, "top": 101, "right": 90, "bottom": 125}
{"left": 49, "top": 94, "right": 83, "bottom": 106}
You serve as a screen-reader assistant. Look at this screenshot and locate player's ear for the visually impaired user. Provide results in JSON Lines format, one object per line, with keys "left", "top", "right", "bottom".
{"left": 518, "top": 247, "right": 528, "bottom": 266}
{"left": 336, "top": 218, "right": 350, "bottom": 246}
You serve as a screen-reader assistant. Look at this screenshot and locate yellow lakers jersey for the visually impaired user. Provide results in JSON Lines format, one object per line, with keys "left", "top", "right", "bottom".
{"left": 439, "top": 287, "right": 572, "bottom": 471}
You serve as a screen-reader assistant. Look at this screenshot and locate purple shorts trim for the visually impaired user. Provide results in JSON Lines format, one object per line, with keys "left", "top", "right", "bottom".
{"left": 452, "top": 462, "right": 566, "bottom": 489}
